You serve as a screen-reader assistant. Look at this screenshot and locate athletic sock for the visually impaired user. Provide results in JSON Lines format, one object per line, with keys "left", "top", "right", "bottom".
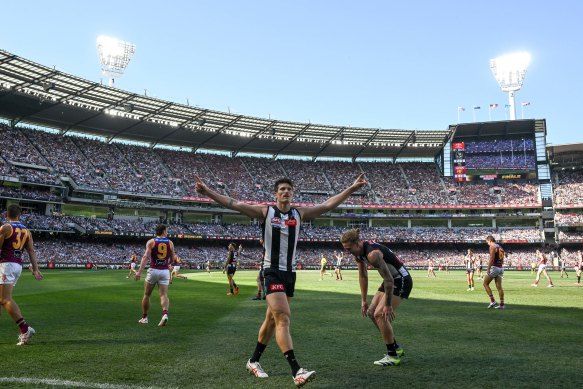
{"left": 142, "top": 313, "right": 148, "bottom": 319}
{"left": 386, "top": 343, "right": 398, "bottom": 356}
{"left": 578, "top": 275, "right": 581, "bottom": 283}
{"left": 500, "top": 299, "right": 505, "bottom": 307}
{"left": 250, "top": 342, "right": 267, "bottom": 363}
{"left": 16, "top": 318, "right": 29, "bottom": 334}
{"left": 162, "top": 310, "right": 168, "bottom": 316}
{"left": 230, "top": 288, "right": 234, "bottom": 293}
{"left": 488, "top": 294, "right": 495, "bottom": 303}
{"left": 283, "top": 349, "right": 301, "bottom": 376}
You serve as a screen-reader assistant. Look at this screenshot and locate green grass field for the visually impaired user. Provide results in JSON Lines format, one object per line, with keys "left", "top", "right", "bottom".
{"left": 1, "top": 269, "right": 581, "bottom": 389}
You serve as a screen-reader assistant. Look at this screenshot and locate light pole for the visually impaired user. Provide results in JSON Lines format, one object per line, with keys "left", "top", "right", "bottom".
{"left": 489, "top": 52, "right": 531, "bottom": 120}
{"left": 97, "top": 35, "right": 136, "bottom": 87}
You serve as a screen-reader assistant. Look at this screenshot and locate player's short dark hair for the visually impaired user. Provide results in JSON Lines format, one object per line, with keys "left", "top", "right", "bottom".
{"left": 156, "top": 224, "right": 167, "bottom": 236}
{"left": 7, "top": 204, "right": 21, "bottom": 219}
{"left": 486, "top": 235, "right": 496, "bottom": 242}
{"left": 274, "top": 178, "right": 294, "bottom": 192}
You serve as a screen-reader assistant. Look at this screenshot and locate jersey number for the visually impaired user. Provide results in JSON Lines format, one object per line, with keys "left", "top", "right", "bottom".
{"left": 157, "top": 243, "right": 168, "bottom": 259}
{"left": 12, "top": 228, "right": 27, "bottom": 250}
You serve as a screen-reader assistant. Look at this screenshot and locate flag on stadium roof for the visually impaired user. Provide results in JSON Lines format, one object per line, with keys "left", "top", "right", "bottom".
{"left": 457, "top": 106, "right": 465, "bottom": 111}
{"left": 521, "top": 102, "right": 531, "bottom": 106}
{"left": 473, "top": 106, "right": 481, "bottom": 109}
{"left": 489, "top": 103, "right": 498, "bottom": 109}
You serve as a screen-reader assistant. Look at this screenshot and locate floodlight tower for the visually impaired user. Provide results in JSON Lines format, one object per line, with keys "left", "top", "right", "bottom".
{"left": 96, "top": 35, "right": 136, "bottom": 87}
{"left": 489, "top": 52, "right": 531, "bottom": 120}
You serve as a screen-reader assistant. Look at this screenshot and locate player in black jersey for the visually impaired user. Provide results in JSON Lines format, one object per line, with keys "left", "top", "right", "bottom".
{"left": 224, "top": 243, "right": 239, "bottom": 295}
{"left": 196, "top": 174, "right": 366, "bottom": 387}
{"left": 341, "top": 228, "right": 412, "bottom": 367}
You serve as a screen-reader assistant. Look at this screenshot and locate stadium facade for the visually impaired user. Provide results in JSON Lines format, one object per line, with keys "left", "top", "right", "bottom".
{"left": 1, "top": 49, "right": 582, "bottom": 269}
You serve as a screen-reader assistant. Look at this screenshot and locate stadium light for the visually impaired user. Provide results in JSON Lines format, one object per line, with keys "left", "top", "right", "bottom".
{"left": 489, "top": 52, "right": 531, "bottom": 120}
{"left": 96, "top": 35, "right": 136, "bottom": 87}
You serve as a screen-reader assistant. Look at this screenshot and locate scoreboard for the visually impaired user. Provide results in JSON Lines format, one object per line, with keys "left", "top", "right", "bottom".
{"left": 452, "top": 142, "right": 466, "bottom": 182}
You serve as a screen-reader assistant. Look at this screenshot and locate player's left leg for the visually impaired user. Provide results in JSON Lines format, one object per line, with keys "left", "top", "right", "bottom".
{"left": 158, "top": 284, "right": 169, "bottom": 326}
{"left": 543, "top": 270, "right": 554, "bottom": 287}
{"left": 372, "top": 296, "right": 402, "bottom": 366}
{"left": 494, "top": 277, "right": 505, "bottom": 309}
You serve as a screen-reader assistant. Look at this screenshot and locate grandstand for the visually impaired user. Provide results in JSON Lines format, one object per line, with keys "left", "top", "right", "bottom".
{"left": 1, "top": 49, "right": 581, "bottom": 269}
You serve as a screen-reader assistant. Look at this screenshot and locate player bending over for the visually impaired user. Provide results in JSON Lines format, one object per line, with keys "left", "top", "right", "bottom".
{"left": 341, "top": 228, "right": 413, "bottom": 367}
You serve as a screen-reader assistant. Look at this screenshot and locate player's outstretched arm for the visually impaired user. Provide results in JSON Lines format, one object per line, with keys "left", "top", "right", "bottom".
{"left": 300, "top": 174, "right": 367, "bottom": 220}
{"left": 194, "top": 176, "right": 265, "bottom": 219}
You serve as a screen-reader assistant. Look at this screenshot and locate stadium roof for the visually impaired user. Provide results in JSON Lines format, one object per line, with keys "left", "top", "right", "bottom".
{"left": 0, "top": 49, "right": 450, "bottom": 160}
{"left": 547, "top": 142, "right": 583, "bottom": 167}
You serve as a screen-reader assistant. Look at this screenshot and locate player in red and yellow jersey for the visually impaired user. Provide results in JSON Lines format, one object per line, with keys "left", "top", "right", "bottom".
{"left": 0, "top": 204, "right": 43, "bottom": 345}
{"left": 135, "top": 224, "right": 177, "bottom": 326}
{"left": 484, "top": 236, "right": 505, "bottom": 309}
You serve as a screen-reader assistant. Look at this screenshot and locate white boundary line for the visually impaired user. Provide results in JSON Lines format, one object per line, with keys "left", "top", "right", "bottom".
{"left": 0, "top": 377, "right": 172, "bottom": 389}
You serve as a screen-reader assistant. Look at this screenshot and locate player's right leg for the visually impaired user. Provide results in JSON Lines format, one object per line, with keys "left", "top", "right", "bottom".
{"left": 139, "top": 281, "right": 156, "bottom": 323}
{"left": 483, "top": 275, "right": 498, "bottom": 308}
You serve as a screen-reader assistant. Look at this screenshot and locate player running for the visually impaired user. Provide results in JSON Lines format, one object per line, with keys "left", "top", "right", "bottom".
{"left": 171, "top": 257, "right": 187, "bottom": 283}
{"left": 135, "top": 224, "right": 176, "bottom": 326}
{"left": 127, "top": 254, "right": 138, "bottom": 278}
{"left": 224, "top": 243, "right": 239, "bottom": 296}
{"left": 532, "top": 249, "right": 554, "bottom": 288}
{"left": 484, "top": 235, "right": 505, "bottom": 309}
{"left": 341, "top": 228, "right": 412, "bottom": 367}
{"left": 196, "top": 174, "right": 366, "bottom": 387}
{"left": 465, "top": 249, "right": 476, "bottom": 291}
{"left": 0, "top": 204, "right": 43, "bottom": 346}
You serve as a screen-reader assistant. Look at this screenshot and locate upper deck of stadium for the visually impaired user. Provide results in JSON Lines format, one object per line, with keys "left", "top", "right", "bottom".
{"left": 0, "top": 49, "right": 454, "bottom": 160}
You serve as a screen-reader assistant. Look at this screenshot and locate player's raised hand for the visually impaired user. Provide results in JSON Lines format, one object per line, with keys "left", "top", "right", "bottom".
{"left": 351, "top": 173, "right": 367, "bottom": 191}
{"left": 195, "top": 176, "right": 208, "bottom": 195}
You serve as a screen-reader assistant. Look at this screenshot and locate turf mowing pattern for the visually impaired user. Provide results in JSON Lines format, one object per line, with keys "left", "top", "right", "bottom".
{"left": 1, "top": 269, "right": 581, "bottom": 388}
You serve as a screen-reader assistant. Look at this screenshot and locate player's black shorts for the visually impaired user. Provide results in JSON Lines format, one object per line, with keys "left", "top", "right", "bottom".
{"left": 226, "top": 266, "right": 237, "bottom": 275}
{"left": 466, "top": 268, "right": 474, "bottom": 274}
{"left": 335, "top": 266, "right": 342, "bottom": 270}
{"left": 262, "top": 268, "right": 296, "bottom": 297}
{"left": 377, "top": 275, "right": 413, "bottom": 299}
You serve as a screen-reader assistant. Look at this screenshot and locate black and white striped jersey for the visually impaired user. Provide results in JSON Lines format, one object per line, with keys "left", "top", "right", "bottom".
{"left": 262, "top": 206, "right": 301, "bottom": 271}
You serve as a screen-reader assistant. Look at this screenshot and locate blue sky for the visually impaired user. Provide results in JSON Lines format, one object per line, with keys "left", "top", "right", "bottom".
{"left": 1, "top": 1, "right": 580, "bottom": 145}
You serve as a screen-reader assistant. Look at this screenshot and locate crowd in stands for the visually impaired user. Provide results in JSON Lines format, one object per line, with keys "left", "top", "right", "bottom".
{"left": 22, "top": 239, "right": 577, "bottom": 270}
{"left": 557, "top": 231, "right": 583, "bottom": 241}
{"left": 553, "top": 169, "right": 583, "bottom": 206}
{"left": 554, "top": 213, "right": 583, "bottom": 226}
{"left": 0, "top": 186, "right": 63, "bottom": 202}
{"left": 11, "top": 213, "right": 544, "bottom": 243}
{"left": 0, "top": 125, "right": 544, "bottom": 207}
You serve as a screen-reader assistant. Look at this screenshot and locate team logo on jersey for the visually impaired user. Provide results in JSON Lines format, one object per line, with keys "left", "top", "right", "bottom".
{"left": 285, "top": 218, "right": 297, "bottom": 227}
{"left": 271, "top": 217, "right": 282, "bottom": 228}
{"left": 270, "top": 283, "right": 285, "bottom": 292}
